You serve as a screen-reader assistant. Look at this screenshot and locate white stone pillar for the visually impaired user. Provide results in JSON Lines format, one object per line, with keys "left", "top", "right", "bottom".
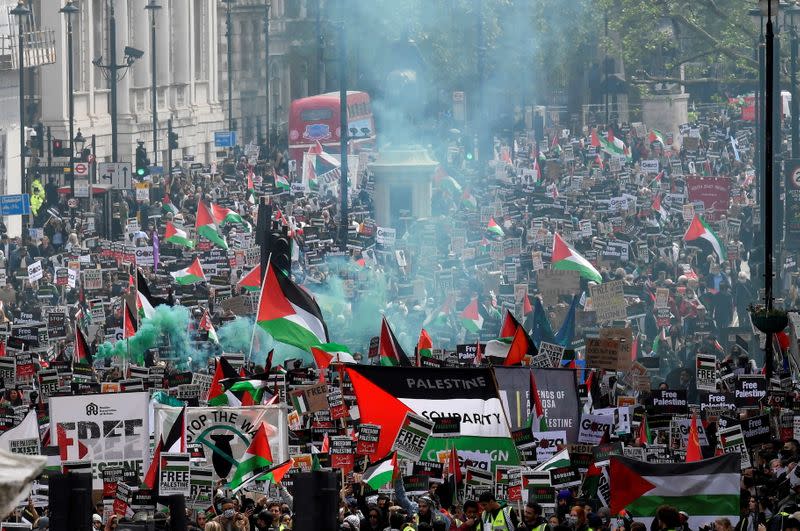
{"left": 39, "top": 1, "right": 66, "bottom": 132}
{"left": 131, "top": 0, "right": 150, "bottom": 92}
{"left": 156, "top": 0, "right": 171, "bottom": 87}
{"left": 173, "top": 0, "right": 191, "bottom": 97}
{"left": 114, "top": 2, "right": 131, "bottom": 119}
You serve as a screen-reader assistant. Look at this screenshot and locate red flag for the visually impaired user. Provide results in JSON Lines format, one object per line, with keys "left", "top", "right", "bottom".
{"left": 523, "top": 295, "right": 533, "bottom": 316}
{"left": 449, "top": 446, "right": 462, "bottom": 484}
{"left": 685, "top": 414, "right": 702, "bottom": 462}
{"left": 321, "top": 432, "right": 330, "bottom": 453}
{"left": 500, "top": 310, "right": 520, "bottom": 339}
{"left": 504, "top": 326, "right": 534, "bottom": 366}
{"left": 123, "top": 302, "right": 137, "bottom": 339}
{"left": 473, "top": 340, "right": 483, "bottom": 366}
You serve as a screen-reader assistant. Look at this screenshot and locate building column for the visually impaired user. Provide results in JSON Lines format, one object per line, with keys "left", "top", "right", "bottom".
{"left": 156, "top": 0, "right": 172, "bottom": 93}
{"left": 114, "top": 1, "right": 132, "bottom": 119}
{"left": 39, "top": 1, "right": 67, "bottom": 133}
{"left": 131, "top": 0, "right": 150, "bottom": 95}
{"left": 173, "top": 0, "right": 191, "bottom": 107}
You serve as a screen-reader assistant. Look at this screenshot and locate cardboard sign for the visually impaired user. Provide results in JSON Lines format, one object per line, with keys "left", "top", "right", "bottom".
{"left": 590, "top": 281, "right": 627, "bottom": 322}
{"left": 537, "top": 270, "right": 580, "bottom": 305}
{"left": 548, "top": 465, "right": 582, "bottom": 488}
{"left": 83, "top": 269, "right": 103, "bottom": 290}
{"left": 718, "top": 425, "right": 751, "bottom": 470}
{"left": 356, "top": 424, "right": 381, "bottom": 456}
{"left": 329, "top": 436, "right": 355, "bottom": 472}
{"left": 586, "top": 338, "right": 623, "bottom": 371}
{"left": 654, "top": 288, "right": 670, "bottom": 309}
{"left": 391, "top": 412, "right": 434, "bottom": 461}
{"left": 159, "top": 453, "right": 190, "bottom": 496}
{"left": 27, "top": 261, "right": 43, "bottom": 282}
{"left": 578, "top": 413, "right": 614, "bottom": 444}
{"left": 695, "top": 354, "right": 717, "bottom": 392}
{"left": 735, "top": 375, "right": 767, "bottom": 409}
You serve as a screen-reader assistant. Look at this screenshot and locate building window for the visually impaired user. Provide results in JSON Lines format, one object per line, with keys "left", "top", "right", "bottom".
{"left": 93, "top": 0, "right": 107, "bottom": 90}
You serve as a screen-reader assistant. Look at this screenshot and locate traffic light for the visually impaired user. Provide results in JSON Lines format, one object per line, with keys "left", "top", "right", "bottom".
{"left": 168, "top": 130, "right": 178, "bottom": 150}
{"left": 270, "top": 225, "right": 292, "bottom": 275}
{"left": 135, "top": 142, "right": 150, "bottom": 177}
{"left": 52, "top": 138, "right": 70, "bottom": 158}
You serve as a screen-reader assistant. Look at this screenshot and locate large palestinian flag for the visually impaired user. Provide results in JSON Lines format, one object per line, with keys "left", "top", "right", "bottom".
{"left": 257, "top": 262, "right": 329, "bottom": 350}
{"left": 610, "top": 454, "right": 739, "bottom": 527}
{"left": 683, "top": 214, "right": 726, "bottom": 263}
{"left": 552, "top": 232, "right": 602, "bottom": 283}
{"left": 345, "top": 366, "right": 518, "bottom": 469}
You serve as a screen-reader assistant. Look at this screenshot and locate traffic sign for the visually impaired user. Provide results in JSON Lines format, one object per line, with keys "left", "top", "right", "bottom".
{"left": 74, "top": 179, "right": 90, "bottom": 198}
{"left": 214, "top": 131, "right": 237, "bottom": 148}
{"left": 73, "top": 162, "right": 89, "bottom": 177}
{"left": 0, "top": 194, "right": 30, "bottom": 216}
{"left": 149, "top": 165, "right": 164, "bottom": 176}
{"left": 97, "top": 162, "right": 133, "bottom": 190}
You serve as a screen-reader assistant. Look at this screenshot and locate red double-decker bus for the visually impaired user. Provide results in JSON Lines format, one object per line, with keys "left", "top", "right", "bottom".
{"left": 288, "top": 91, "right": 376, "bottom": 165}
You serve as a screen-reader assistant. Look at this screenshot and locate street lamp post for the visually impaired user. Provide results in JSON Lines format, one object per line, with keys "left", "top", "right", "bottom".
{"left": 223, "top": 0, "right": 235, "bottom": 134}
{"left": 764, "top": 0, "right": 777, "bottom": 379}
{"left": 60, "top": 0, "right": 79, "bottom": 196}
{"left": 11, "top": 0, "right": 29, "bottom": 211}
{"left": 145, "top": 1, "right": 161, "bottom": 167}
{"left": 93, "top": 1, "right": 140, "bottom": 163}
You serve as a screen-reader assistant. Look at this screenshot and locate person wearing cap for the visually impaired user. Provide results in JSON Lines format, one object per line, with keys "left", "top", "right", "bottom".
{"left": 677, "top": 511, "right": 692, "bottom": 531}
{"left": 478, "top": 492, "right": 518, "bottom": 531}
{"left": 92, "top": 514, "right": 103, "bottom": 530}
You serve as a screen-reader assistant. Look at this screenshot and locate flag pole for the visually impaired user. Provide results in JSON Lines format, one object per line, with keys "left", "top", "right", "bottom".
{"left": 248, "top": 253, "right": 272, "bottom": 366}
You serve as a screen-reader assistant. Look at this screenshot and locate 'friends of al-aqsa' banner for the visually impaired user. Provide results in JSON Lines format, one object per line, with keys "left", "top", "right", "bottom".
{"left": 345, "top": 366, "right": 519, "bottom": 470}
{"left": 49, "top": 392, "right": 150, "bottom": 489}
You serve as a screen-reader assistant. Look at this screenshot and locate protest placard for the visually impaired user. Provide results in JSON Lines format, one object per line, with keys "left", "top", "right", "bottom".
{"left": 695, "top": 354, "right": 717, "bottom": 392}
{"left": 159, "top": 453, "right": 191, "bottom": 496}
{"left": 391, "top": 412, "right": 434, "bottom": 462}
{"left": 590, "top": 281, "right": 626, "bottom": 322}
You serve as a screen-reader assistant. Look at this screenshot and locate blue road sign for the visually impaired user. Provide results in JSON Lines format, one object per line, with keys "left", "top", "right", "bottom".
{"left": 149, "top": 165, "right": 164, "bottom": 176}
{"left": 0, "top": 194, "right": 30, "bottom": 216}
{"left": 214, "top": 131, "right": 237, "bottom": 148}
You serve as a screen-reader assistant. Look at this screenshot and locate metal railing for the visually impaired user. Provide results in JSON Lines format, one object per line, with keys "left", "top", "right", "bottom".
{"left": 0, "top": 28, "right": 56, "bottom": 70}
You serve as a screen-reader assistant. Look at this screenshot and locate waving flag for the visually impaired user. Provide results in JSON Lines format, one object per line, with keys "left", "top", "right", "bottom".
{"left": 257, "top": 262, "right": 328, "bottom": 350}
{"left": 552, "top": 232, "right": 602, "bottom": 283}
{"left": 164, "top": 221, "right": 195, "bottom": 249}
{"left": 652, "top": 194, "right": 668, "bottom": 222}
{"left": 379, "top": 317, "right": 412, "bottom": 367}
{"left": 345, "top": 366, "right": 517, "bottom": 463}
{"left": 416, "top": 329, "right": 433, "bottom": 366}
{"left": 195, "top": 202, "right": 228, "bottom": 250}
{"left": 228, "top": 423, "right": 274, "bottom": 493}
{"left": 170, "top": 257, "right": 206, "bottom": 285}
{"left": 683, "top": 214, "right": 726, "bottom": 263}
{"left": 487, "top": 218, "right": 504, "bottom": 238}
{"left": 237, "top": 264, "right": 262, "bottom": 292}
{"left": 610, "top": 455, "right": 739, "bottom": 528}
{"left": 211, "top": 203, "right": 246, "bottom": 226}
{"left": 460, "top": 298, "right": 484, "bottom": 333}
{"left": 362, "top": 452, "right": 398, "bottom": 489}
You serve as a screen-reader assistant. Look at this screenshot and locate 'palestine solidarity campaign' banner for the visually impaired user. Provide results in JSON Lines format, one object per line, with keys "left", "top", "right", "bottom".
{"left": 346, "top": 366, "right": 519, "bottom": 469}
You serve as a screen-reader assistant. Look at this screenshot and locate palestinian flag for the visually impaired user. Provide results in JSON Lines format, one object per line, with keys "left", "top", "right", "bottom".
{"left": 500, "top": 310, "right": 521, "bottom": 339}
{"left": 460, "top": 298, "right": 484, "bottom": 333}
{"left": 610, "top": 454, "right": 739, "bottom": 528}
{"left": 685, "top": 414, "right": 702, "bottom": 462}
{"left": 590, "top": 129, "right": 601, "bottom": 148}
{"left": 637, "top": 414, "right": 653, "bottom": 445}
{"left": 683, "top": 214, "right": 726, "bottom": 263}
{"left": 652, "top": 194, "right": 668, "bottom": 222}
{"left": 123, "top": 301, "right": 137, "bottom": 339}
{"left": 164, "top": 221, "right": 195, "bottom": 249}
{"left": 310, "top": 343, "right": 356, "bottom": 370}
{"left": 534, "top": 448, "right": 570, "bottom": 471}
{"left": 137, "top": 270, "right": 172, "bottom": 309}
{"left": 162, "top": 196, "right": 179, "bottom": 217}
{"left": 74, "top": 325, "right": 93, "bottom": 366}
{"left": 247, "top": 171, "right": 256, "bottom": 204}
{"left": 503, "top": 325, "right": 537, "bottom": 366}
{"left": 206, "top": 357, "right": 240, "bottom": 402}
{"left": 195, "top": 202, "right": 228, "bottom": 250}
{"left": 228, "top": 422, "right": 274, "bottom": 493}
{"left": 600, "top": 130, "right": 631, "bottom": 160}
{"left": 362, "top": 452, "right": 398, "bottom": 489}
{"left": 211, "top": 203, "right": 246, "bottom": 226}
{"left": 227, "top": 379, "right": 272, "bottom": 405}
{"left": 345, "top": 365, "right": 517, "bottom": 463}
{"left": 199, "top": 311, "right": 219, "bottom": 344}
{"left": 649, "top": 129, "right": 666, "bottom": 145}
{"left": 257, "top": 262, "right": 328, "bottom": 350}
{"left": 170, "top": 257, "right": 206, "bottom": 285}
{"left": 274, "top": 169, "right": 290, "bottom": 192}
{"left": 379, "top": 317, "right": 413, "bottom": 367}
{"left": 487, "top": 218, "right": 504, "bottom": 238}
{"left": 527, "top": 370, "right": 548, "bottom": 431}
{"left": 552, "top": 232, "right": 603, "bottom": 283}
{"left": 144, "top": 406, "right": 185, "bottom": 489}
{"left": 461, "top": 190, "right": 478, "bottom": 210}
{"left": 237, "top": 264, "right": 261, "bottom": 292}
{"left": 416, "top": 329, "right": 433, "bottom": 366}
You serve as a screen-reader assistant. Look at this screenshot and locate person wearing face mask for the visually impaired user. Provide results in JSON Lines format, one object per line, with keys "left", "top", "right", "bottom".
{"left": 566, "top": 507, "right": 590, "bottom": 531}
{"left": 212, "top": 498, "right": 250, "bottom": 531}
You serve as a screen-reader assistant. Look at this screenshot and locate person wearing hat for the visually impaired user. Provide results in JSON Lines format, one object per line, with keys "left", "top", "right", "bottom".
{"left": 394, "top": 478, "right": 451, "bottom": 530}
{"left": 92, "top": 514, "right": 103, "bottom": 530}
{"left": 677, "top": 511, "right": 692, "bottom": 531}
{"left": 478, "top": 492, "right": 517, "bottom": 531}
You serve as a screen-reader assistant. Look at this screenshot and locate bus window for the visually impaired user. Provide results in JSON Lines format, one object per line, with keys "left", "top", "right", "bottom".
{"left": 301, "top": 108, "right": 333, "bottom": 121}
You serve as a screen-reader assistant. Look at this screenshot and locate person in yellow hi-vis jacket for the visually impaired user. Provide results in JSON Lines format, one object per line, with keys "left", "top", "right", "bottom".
{"left": 30, "top": 178, "right": 45, "bottom": 217}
